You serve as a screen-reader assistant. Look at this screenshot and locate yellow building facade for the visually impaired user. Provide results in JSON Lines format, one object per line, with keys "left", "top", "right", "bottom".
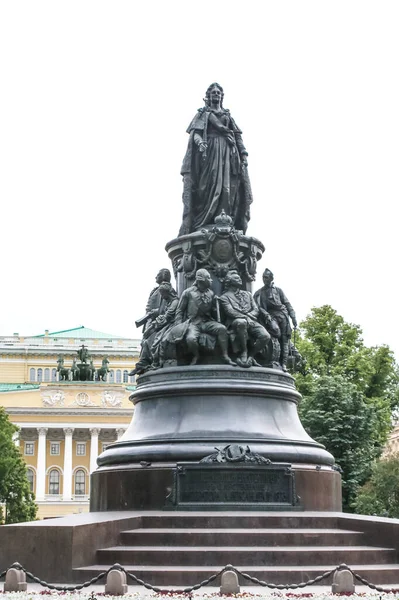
{"left": 0, "top": 326, "right": 140, "bottom": 519}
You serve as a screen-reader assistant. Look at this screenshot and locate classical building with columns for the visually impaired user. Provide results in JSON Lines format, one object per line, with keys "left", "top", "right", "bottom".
{"left": 0, "top": 326, "right": 140, "bottom": 519}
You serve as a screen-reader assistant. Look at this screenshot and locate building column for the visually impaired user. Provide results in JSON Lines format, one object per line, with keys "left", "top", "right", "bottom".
{"left": 36, "top": 427, "right": 48, "bottom": 501}
{"left": 90, "top": 428, "right": 101, "bottom": 473}
{"left": 116, "top": 428, "right": 126, "bottom": 440}
{"left": 63, "top": 428, "right": 74, "bottom": 500}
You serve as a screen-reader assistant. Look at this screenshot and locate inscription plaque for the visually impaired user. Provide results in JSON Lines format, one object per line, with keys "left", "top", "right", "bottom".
{"left": 165, "top": 463, "right": 300, "bottom": 511}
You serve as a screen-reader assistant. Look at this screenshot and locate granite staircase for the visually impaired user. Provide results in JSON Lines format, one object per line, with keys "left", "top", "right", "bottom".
{"left": 74, "top": 512, "right": 399, "bottom": 587}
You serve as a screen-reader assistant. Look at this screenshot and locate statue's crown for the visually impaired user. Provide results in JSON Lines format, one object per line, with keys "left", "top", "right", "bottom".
{"left": 214, "top": 210, "right": 233, "bottom": 227}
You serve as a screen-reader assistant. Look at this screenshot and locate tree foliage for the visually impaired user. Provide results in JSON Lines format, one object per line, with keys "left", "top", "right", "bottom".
{"left": 299, "top": 375, "right": 377, "bottom": 509}
{"left": 0, "top": 407, "right": 37, "bottom": 524}
{"left": 353, "top": 454, "right": 399, "bottom": 518}
{"left": 294, "top": 305, "right": 399, "bottom": 511}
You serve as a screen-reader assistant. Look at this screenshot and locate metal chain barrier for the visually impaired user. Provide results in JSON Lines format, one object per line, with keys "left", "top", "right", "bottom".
{"left": 0, "top": 561, "right": 398, "bottom": 594}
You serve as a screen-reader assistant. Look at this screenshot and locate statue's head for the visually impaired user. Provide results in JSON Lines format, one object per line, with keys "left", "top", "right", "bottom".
{"left": 195, "top": 268, "right": 212, "bottom": 289}
{"left": 204, "top": 82, "right": 224, "bottom": 107}
{"left": 224, "top": 270, "right": 242, "bottom": 289}
{"left": 158, "top": 282, "right": 176, "bottom": 299}
{"left": 156, "top": 268, "right": 171, "bottom": 285}
{"left": 262, "top": 268, "right": 274, "bottom": 286}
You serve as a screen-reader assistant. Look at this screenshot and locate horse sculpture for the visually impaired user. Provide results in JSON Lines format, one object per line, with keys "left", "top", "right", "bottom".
{"left": 97, "top": 356, "right": 110, "bottom": 382}
{"left": 87, "top": 359, "right": 95, "bottom": 381}
{"left": 57, "top": 356, "right": 70, "bottom": 381}
{"left": 71, "top": 358, "right": 80, "bottom": 381}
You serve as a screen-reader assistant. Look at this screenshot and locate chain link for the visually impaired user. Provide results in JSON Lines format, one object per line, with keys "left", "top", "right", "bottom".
{"left": 0, "top": 561, "right": 397, "bottom": 594}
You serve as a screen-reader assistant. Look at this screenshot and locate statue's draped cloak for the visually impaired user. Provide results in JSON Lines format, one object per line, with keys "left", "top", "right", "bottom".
{"left": 179, "top": 107, "right": 253, "bottom": 236}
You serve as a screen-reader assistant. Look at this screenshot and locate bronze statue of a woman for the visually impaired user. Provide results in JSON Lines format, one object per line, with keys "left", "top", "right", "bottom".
{"left": 178, "top": 83, "right": 253, "bottom": 236}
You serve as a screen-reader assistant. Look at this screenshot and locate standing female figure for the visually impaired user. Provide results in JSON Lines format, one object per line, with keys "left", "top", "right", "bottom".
{"left": 179, "top": 83, "right": 253, "bottom": 236}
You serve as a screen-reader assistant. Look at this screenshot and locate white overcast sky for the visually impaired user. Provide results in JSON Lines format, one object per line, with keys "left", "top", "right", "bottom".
{"left": 1, "top": 1, "right": 398, "bottom": 358}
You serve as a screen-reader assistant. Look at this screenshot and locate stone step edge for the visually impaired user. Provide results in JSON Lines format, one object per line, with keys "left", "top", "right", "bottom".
{"left": 121, "top": 528, "right": 363, "bottom": 534}
{"left": 75, "top": 563, "right": 399, "bottom": 572}
{"left": 98, "top": 545, "right": 395, "bottom": 552}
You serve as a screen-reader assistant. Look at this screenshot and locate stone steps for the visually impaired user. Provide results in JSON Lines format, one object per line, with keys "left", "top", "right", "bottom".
{"left": 120, "top": 527, "right": 365, "bottom": 546}
{"left": 137, "top": 514, "right": 342, "bottom": 528}
{"left": 96, "top": 545, "right": 396, "bottom": 567}
{"left": 74, "top": 513, "right": 399, "bottom": 586}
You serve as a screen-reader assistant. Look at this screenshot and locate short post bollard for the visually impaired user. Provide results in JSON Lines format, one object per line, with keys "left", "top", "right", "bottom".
{"left": 105, "top": 568, "right": 128, "bottom": 595}
{"left": 332, "top": 568, "right": 355, "bottom": 594}
{"left": 220, "top": 569, "right": 240, "bottom": 594}
{"left": 4, "top": 568, "right": 27, "bottom": 592}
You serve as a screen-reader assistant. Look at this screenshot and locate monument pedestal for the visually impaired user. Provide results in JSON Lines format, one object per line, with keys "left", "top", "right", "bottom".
{"left": 91, "top": 366, "right": 341, "bottom": 512}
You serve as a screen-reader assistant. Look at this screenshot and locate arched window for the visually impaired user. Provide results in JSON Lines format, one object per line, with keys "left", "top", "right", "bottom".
{"left": 44, "top": 368, "right": 50, "bottom": 382}
{"left": 49, "top": 469, "right": 60, "bottom": 494}
{"left": 27, "top": 468, "right": 35, "bottom": 493}
{"left": 108, "top": 370, "right": 114, "bottom": 383}
{"left": 74, "top": 470, "right": 86, "bottom": 495}
{"left": 116, "top": 370, "right": 122, "bottom": 383}
{"left": 51, "top": 368, "right": 57, "bottom": 382}
{"left": 129, "top": 375, "right": 135, "bottom": 384}
{"left": 29, "top": 368, "right": 35, "bottom": 382}
{"left": 123, "top": 370, "right": 128, "bottom": 383}
{"left": 37, "top": 368, "right": 43, "bottom": 382}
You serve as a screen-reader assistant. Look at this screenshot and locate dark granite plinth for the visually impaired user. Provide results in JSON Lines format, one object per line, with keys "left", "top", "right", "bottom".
{"left": 90, "top": 463, "right": 341, "bottom": 512}
{"left": 97, "top": 366, "right": 334, "bottom": 466}
{"left": 91, "top": 366, "right": 341, "bottom": 512}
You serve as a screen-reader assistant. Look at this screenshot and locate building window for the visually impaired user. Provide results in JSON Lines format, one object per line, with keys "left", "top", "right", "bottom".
{"left": 44, "top": 368, "right": 50, "bottom": 382}
{"left": 109, "top": 370, "right": 114, "bottom": 383}
{"left": 75, "top": 470, "right": 86, "bottom": 495}
{"left": 24, "top": 442, "right": 34, "bottom": 455}
{"left": 51, "top": 368, "right": 57, "bottom": 382}
{"left": 50, "top": 442, "right": 60, "bottom": 456}
{"left": 116, "top": 370, "right": 122, "bottom": 383}
{"left": 37, "top": 368, "right": 43, "bottom": 382}
{"left": 27, "top": 468, "right": 35, "bottom": 493}
{"left": 49, "top": 469, "right": 60, "bottom": 494}
{"left": 76, "top": 443, "right": 86, "bottom": 456}
{"left": 123, "top": 370, "right": 128, "bottom": 383}
{"left": 29, "top": 368, "right": 35, "bottom": 382}
{"left": 129, "top": 375, "right": 135, "bottom": 384}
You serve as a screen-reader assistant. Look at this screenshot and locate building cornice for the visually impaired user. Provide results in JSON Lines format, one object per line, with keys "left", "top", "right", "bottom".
{"left": 6, "top": 407, "right": 133, "bottom": 417}
{"left": 0, "top": 348, "right": 139, "bottom": 358}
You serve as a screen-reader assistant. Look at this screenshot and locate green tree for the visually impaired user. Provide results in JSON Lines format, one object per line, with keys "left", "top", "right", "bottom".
{"left": 353, "top": 454, "right": 399, "bottom": 518}
{"left": 296, "top": 306, "right": 397, "bottom": 456}
{"left": 293, "top": 305, "right": 399, "bottom": 511}
{"left": 299, "top": 375, "right": 377, "bottom": 510}
{"left": 0, "top": 407, "right": 37, "bottom": 524}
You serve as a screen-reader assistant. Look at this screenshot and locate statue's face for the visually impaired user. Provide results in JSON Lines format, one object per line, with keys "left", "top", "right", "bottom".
{"left": 210, "top": 86, "right": 222, "bottom": 105}
{"left": 263, "top": 271, "right": 273, "bottom": 286}
{"left": 159, "top": 288, "right": 170, "bottom": 300}
{"left": 229, "top": 272, "right": 242, "bottom": 288}
{"left": 196, "top": 271, "right": 212, "bottom": 288}
{"left": 156, "top": 269, "right": 170, "bottom": 284}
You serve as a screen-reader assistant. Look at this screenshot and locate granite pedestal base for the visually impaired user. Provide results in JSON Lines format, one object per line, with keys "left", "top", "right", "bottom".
{"left": 91, "top": 366, "right": 341, "bottom": 512}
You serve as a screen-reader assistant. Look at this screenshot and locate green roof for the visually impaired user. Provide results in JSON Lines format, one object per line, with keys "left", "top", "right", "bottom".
{"left": 32, "top": 326, "right": 125, "bottom": 340}
{"left": 0, "top": 383, "right": 40, "bottom": 393}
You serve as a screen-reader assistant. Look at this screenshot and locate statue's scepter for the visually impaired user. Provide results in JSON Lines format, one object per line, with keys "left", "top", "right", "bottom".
{"left": 202, "top": 110, "right": 209, "bottom": 160}
{"left": 215, "top": 297, "right": 221, "bottom": 323}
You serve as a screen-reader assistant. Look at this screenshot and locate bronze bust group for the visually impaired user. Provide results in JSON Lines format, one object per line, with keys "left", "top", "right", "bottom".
{"left": 130, "top": 265, "right": 297, "bottom": 376}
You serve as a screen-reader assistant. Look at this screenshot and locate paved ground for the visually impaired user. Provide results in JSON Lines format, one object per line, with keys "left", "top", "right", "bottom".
{"left": 2, "top": 582, "right": 399, "bottom": 595}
